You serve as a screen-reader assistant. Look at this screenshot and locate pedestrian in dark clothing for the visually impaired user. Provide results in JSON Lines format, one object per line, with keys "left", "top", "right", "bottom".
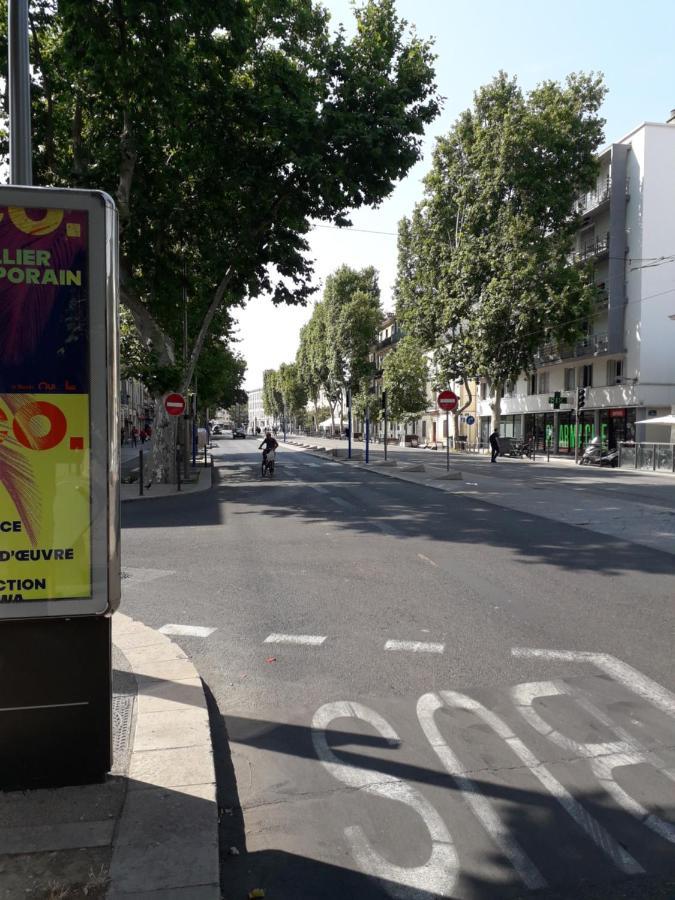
{"left": 131, "top": 426, "right": 138, "bottom": 448}
{"left": 489, "top": 429, "right": 500, "bottom": 463}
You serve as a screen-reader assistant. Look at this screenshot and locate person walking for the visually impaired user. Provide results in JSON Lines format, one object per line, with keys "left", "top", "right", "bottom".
{"left": 489, "top": 428, "right": 501, "bottom": 463}
{"left": 131, "top": 426, "right": 138, "bottom": 448}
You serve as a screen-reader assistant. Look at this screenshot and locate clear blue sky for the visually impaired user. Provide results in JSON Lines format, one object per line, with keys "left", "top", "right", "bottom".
{"left": 238, "top": 0, "right": 675, "bottom": 390}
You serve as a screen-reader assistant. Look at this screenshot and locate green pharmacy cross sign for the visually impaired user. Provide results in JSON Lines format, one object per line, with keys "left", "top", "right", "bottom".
{"left": 548, "top": 391, "right": 569, "bottom": 410}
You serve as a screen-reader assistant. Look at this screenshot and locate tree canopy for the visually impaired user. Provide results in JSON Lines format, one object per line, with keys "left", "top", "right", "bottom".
{"left": 395, "top": 71, "right": 605, "bottom": 426}
{"left": 382, "top": 336, "right": 429, "bottom": 423}
{"left": 1, "top": 0, "right": 439, "bottom": 391}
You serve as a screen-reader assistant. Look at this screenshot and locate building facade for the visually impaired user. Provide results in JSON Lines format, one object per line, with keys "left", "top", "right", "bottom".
{"left": 475, "top": 117, "right": 675, "bottom": 452}
{"left": 120, "top": 377, "right": 153, "bottom": 443}
{"left": 247, "top": 388, "right": 272, "bottom": 432}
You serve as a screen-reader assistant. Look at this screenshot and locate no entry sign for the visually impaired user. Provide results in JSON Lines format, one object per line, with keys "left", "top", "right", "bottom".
{"left": 437, "top": 390, "right": 458, "bottom": 412}
{"left": 164, "top": 393, "right": 186, "bottom": 416}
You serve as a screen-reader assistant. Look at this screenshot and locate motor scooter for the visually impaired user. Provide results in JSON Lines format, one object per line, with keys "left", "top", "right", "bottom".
{"left": 579, "top": 443, "right": 619, "bottom": 467}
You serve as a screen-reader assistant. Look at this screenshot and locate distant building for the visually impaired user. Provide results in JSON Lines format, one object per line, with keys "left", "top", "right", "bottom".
{"left": 120, "top": 377, "right": 153, "bottom": 442}
{"left": 476, "top": 113, "right": 675, "bottom": 452}
{"left": 247, "top": 388, "right": 272, "bottom": 432}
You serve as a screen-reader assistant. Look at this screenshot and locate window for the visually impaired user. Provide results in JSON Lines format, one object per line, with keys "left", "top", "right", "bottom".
{"left": 606, "top": 359, "right": 623, "bottom": 384}
{"left": 564, "top": 368, "right": 576, "bottom": 391}
{"left": 443, "top": 419, "right": 448, "bottom": 438}
{"left": 528, "top": 374, "right": 537, "bottom": 396}
{"left": 480, "top": 381, "right": 488, "bottom": 400}
{"left": 422, "top": 420, "right": 427, "bottom": 438}
{"left": 580, "top": 364, "right": 593, "bottom": 387}
{"left": 537, "top": 372, "right": 549, "bottom": 395}
{"left": 505, "top": 380, "right": 516, "bottom": 397}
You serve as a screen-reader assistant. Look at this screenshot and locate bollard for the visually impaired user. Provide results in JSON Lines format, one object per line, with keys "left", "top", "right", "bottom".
{"left": 176, "top": 447, "right": 182, "bottom": 492}
{"left": 139, "top": 450, "right": 144, "bottom": 496}
{"left": 204, "top": 444, "right": 207, "bottom": 466}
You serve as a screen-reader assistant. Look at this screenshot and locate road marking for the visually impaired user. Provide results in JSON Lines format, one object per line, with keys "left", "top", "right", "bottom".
{"left": 385, "top": 640, "right": 445, "bottom": 654}
{"left": 264, "top": 633, "right": 327, "bottom": 646}
{"left": 159, "top": 624, "right": 216, "bottom": 637}
{"left": 512, "top": 680, "right": 675, "bottom": 845}
{"left": 312, "top": 701, "right": 458, "bottom": 898}
{"left": 122, "top": 567, "right": 175, "bottom": 584}
{"left": 438, "top": 690, "right": 643, "bottom": 875}
{"left": 417, "top": 693, "right": 547, "bottom": 890}
{"left": 511, "top": 647, "right": 675, "bottom": 718}
{"left": 417, "top": 553, "right": 438, "bottom": 567}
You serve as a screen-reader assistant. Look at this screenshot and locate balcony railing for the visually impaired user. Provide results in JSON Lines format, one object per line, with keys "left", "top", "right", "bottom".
{"left": 572, "top": 232, "right": 609, "bottom": 263}
{"left": 534, "top": 332, "right": 609, "bottom": 365}
{"left": 577, "top": 177, "right": 611, "bottom": 214}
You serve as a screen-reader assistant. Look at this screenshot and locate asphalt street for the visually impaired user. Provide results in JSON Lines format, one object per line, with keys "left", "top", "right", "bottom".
{"left": 120, "top": 439, "right": 675, "bottom": 900}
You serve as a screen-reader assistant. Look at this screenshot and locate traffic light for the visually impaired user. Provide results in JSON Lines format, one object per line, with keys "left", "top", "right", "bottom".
{"left": 381, "top": 390, "right": 387, "bottom": 410}
{"left": 577, "top": 387, "right": 586, "bottom": 410}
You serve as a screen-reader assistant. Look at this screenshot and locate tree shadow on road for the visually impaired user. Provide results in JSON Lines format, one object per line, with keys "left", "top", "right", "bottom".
{"left": 205, "top": 693, "right": 675, "bottom": 900}
{"left": 202, "top": 457, "right": 675, "bottom": 579}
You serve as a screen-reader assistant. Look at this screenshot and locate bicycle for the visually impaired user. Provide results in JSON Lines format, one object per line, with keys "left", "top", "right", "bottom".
{"left": 261, "top": 449, "right": 275, "bottom": 478}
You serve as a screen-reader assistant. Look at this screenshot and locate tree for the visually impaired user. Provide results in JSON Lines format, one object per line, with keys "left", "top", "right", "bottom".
{"left": 323, "top": 266, "right": 382, "bottom": 427}
{"left": 193, "top": 341, "right": 246, "bottom": 416}
{"left": 296, "top": 318, "right": 325, "bottom": 430}
{"left": 396, "top": 71, "right": 605, "bottom": 429}
{"left": 382, "top": 337, "right": 429, "bottom": 426}
{"left": 3, "top": 0, "right": 440, "bottom": 478}
{"left": 262, "top": 369, "right": 283, "bottom": 423}
{"left": 277, "top": 362, "right": 308, "bottom": 427}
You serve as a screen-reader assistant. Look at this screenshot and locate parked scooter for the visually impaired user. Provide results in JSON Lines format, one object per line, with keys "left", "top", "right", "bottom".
{"left": 579, "top": 438, "right": 619, "bottom": 467}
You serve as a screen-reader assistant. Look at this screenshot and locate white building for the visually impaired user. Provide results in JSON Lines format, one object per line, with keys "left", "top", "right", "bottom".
{"left": 247, "top": 388, "right": 272, "bottom": 432}
{"left": 476, "top": 114, "right": 675, "bottom": 453}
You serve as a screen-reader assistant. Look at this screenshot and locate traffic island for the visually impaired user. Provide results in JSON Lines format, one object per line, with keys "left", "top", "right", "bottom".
{"left": 373, "top": 460, "right": 397, "bottom": 467}
{"left": 434, "top": 470, "right": 463, "bottom": 480}
{"left": 399, "top": 463, "right": 425, "bottom": 473}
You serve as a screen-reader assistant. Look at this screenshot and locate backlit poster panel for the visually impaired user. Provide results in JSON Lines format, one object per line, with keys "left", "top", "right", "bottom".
{"left": 0, "top": 189, "right": 118, "bottom": 618}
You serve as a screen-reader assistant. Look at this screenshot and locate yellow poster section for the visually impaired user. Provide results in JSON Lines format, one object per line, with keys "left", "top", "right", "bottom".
{"left": 0, "top": 394, "right": 91, "bottom": 601}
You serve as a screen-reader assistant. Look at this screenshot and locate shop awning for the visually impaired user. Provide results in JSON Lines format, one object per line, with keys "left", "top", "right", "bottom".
{"left": 634, "top": 415, "right": 675, "bottom": 425}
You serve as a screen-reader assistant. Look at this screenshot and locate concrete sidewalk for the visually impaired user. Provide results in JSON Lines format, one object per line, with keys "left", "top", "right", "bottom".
{"left": 121, "top": 461, "right": 214, "bottom": 503}
{"left": 0, "top": 613, "right": 219, "bottom": 899}
{"left": 288, "top": 438, "right": 675, "bottom": 557}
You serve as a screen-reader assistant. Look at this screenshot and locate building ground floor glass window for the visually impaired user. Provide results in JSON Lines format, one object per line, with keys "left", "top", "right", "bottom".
{"left": 524, "top": 408, "right": 637, "bottom": 453}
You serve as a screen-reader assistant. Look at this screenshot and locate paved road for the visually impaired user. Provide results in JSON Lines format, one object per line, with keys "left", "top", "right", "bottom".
{"left": 120, "top": 440, "right": 675, "bottom": 899}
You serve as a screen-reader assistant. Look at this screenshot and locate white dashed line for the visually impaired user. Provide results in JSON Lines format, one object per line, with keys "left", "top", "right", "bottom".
{"left": 159, "top": 624, "right": 216, "bottom": 637}
{"left": 417, "top": 553, "right": 438, "bottom": 567}
{"left": 264, "top": 633, "right": 327, "bottom": 646}
{"left": 385, "top": 639, "right": 445, "bottom": 654}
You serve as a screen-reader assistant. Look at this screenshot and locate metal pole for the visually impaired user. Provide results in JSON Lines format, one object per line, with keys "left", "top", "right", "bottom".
{"left": 574, "top": 399, "right": 579, "bottom": 465}
{"left": 383, "top": 398, "right": 388, "bottom": 461}
{"left": 176, "top": 447, "right": 182, "bottom": 491}
{"left": 446, "top": 411, "right": 450, "bottom": 472}
{"left": 9, "top": 0, "right": 32, "bottom": 185}
{"left": 365, "top": 412, "right": 369, "bottom": 464}
{"left": 347, "top": 389, "right": 352, "bottom": 459}
{"left": 139, "top": 450, "right": 144, "bottom": 496}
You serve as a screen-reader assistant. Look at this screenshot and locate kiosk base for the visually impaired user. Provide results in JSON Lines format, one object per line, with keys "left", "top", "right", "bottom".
{"left": 0, "top": 616, "right": 112, "bottom": 791}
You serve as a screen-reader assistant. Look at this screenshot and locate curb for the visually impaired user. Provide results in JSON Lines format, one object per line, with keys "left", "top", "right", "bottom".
{"left": 121, "top": 465, "right": 213, "bottom": 504}
{"left": 108, "top": 613, "right": 219, "bottom": 899}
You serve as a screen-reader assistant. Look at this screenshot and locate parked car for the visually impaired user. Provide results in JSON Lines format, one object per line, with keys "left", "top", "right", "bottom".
{"left": 212, "top": 425, "right": 223, "bottom": 435}
{"left": 221, "top": 428, "right": 234, "bottom": 439}
{"left": 233, "top": 428, "right": 246, "bottom": 439}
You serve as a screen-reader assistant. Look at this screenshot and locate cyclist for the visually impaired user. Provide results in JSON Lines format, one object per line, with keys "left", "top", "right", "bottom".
{"left": 259, "top": 429, "right": 279, "bottom": 476}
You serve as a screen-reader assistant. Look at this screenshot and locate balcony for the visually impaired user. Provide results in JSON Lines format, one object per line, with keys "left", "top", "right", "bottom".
{"left": 577, "top": 177, "right": 611, "bottom": 215}
{"left": 572, "top": 232, "right": 609, "bottom": 264}
{"left": 534, "top": 332, "right": 609, "bottom": 365}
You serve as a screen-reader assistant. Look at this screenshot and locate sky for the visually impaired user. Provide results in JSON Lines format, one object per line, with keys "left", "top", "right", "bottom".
{"left": 237, "top": 0, "right": 675, "bottom": 390}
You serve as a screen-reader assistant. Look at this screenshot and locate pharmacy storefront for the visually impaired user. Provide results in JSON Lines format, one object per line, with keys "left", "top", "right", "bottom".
{"left": 524, "top": 408, "right": 638, "bottom": 453}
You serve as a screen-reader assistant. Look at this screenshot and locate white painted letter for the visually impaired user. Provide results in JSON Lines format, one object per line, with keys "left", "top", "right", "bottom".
{"left": 312, "top": 700, "right": 457, "bottom": 899}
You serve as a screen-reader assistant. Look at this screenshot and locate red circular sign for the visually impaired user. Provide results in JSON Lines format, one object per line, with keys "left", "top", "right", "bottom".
{"left": 164, "top": 393, "right": 186, "bottom": 416}
{"left": 437, "top": 390, "right": 458, "bottom": 411}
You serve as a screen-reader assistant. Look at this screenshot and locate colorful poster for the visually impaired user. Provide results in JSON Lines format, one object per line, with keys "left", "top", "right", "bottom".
{"left": 0, "top": 206, "right": 90, "bottom": 603}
